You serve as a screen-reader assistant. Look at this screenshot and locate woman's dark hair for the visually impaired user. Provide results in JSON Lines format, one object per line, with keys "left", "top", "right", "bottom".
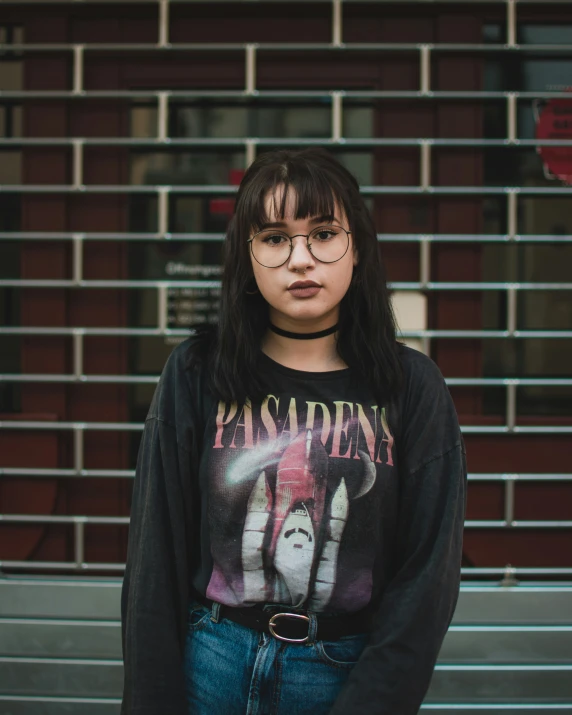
{"left": 190, "top": 147, "right": 402, "bottom": 407}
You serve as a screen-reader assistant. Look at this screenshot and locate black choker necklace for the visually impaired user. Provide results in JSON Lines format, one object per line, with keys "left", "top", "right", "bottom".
{"left": 269, "top": 323, "right": 339, "bottom": 340}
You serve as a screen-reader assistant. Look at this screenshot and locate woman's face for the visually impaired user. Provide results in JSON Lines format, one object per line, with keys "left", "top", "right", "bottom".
{"left": 249, "top": 186, "right": 358, "bottom": 330}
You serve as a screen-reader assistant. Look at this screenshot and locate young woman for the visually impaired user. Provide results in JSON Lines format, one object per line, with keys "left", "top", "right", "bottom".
{"left": 121, "top": 148, "right": 467, "bottom": 715}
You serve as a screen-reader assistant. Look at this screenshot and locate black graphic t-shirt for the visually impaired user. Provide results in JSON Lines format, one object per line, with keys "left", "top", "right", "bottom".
{"left": 121, "top": 338, "right": 467, "bottom": 715}
{"left": 196, "top": 355, "right": 398, "bottom": 612}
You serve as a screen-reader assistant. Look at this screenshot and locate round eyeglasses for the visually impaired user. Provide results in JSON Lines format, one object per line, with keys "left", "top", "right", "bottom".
{"left": 248, "top": 225, "right": 351, "bottom": 269}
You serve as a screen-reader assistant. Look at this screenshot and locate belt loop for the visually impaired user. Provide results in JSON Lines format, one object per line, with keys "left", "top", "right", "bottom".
{"left": 306, "top": 612, "right": 318, "bottom": 645}
{"left": 211, "top": 601, "right": 221, "bottom": 623}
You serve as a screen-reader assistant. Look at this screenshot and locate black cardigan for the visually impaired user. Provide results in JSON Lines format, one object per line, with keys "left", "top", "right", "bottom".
{"left": 121, "top": 338, "right": 467, "bottom": 714}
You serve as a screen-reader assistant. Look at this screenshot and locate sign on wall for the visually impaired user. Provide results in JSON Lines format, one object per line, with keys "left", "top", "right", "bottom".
{"left": 534, "top": 94, "right": 572, "bottom": 184}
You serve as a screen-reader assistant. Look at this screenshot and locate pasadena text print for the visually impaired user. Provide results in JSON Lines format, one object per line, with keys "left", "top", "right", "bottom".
{"left": 205, "top": 394, "right": 395, "bottom": 612}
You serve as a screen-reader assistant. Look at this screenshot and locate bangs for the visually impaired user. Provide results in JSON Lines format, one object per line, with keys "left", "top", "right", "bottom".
{"left": 242, "top": 160, "right": 345, "bottom": 231}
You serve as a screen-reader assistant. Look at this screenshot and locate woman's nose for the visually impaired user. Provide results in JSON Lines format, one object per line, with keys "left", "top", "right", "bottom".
{"left": 288, "top": 236, "right": 315, "bottom": 271}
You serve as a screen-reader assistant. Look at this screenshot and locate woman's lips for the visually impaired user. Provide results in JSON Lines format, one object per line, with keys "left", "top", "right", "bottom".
{"left": 289, "top": 286, "right": 321, "bottom": 298}
{"left": 287, "top": 281, "right": 321, "bottom": 299}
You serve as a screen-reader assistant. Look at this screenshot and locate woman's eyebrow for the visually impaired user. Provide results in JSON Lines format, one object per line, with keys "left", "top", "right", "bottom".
{"left": 258, "top": 216, "right": 340, "bottom": 230}
{"left": 310, "top": 215, "right": 341, "bottom": 224}
{"left": 309, "top": 215, "right": 339, "bottom": 224}
{"left": 259, "top": 221, "right": 288, "bottom": 229}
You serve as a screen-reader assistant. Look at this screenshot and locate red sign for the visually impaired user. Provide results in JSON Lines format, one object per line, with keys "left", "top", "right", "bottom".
{"left": 535, "top": 96, "right": 572, "bottom": 184}
{"left": 209, "top": 169, "right": 246, "bottom": 216}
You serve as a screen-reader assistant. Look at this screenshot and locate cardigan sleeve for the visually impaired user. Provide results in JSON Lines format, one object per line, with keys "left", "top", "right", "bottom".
{"left": 328, "top": 444, "right": 466, "bottom": 714}
{"left": 329, "top": 350, "right": 467, "bottom": 715}
{"left": 120, "top": 415, "right": 192, "bottom": 715}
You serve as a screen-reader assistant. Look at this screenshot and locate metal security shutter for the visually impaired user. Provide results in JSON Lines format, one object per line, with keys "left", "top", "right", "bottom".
{"left": 0, "top": 0, "right": 571, "bottom": 579}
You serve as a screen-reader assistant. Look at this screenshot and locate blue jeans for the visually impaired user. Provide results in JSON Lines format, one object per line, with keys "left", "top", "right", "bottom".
{"left": 183, "top": 601, "right": 369, "bottom": 715}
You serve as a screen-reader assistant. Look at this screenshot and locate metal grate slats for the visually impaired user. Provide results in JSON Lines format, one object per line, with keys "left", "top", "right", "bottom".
{"left": 0, "top": 0, "right": 571, "bottom": 575}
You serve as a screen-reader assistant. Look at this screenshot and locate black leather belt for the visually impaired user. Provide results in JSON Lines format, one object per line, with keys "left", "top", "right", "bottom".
{"left": 193, "top": 593, "right": 374, "bottom": 644}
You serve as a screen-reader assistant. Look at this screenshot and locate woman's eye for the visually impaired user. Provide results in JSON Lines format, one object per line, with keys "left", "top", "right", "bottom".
{"left": 263, "top": 234, "right": 287, "bottom": 246}
{"left": 314, "top": 230, "right": 336, "bottom": 241}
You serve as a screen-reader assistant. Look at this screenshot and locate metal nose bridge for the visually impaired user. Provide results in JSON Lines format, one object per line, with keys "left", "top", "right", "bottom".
{"left": 287, "top": 233, "right": 316, "bottom": 259}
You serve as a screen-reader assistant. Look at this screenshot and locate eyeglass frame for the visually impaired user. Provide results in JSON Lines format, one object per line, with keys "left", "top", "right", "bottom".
{"left": 247, "top": 225, "right": 352, "bottom": 268}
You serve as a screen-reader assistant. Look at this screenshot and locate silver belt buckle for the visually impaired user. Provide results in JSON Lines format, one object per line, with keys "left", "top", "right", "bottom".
{"left": 268, "top": 612, "right": 310, "bottom": 644}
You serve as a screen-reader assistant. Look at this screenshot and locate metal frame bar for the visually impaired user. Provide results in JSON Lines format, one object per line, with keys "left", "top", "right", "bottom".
{"left": 157, "top": 92, "right": 169, "bottom": 141}
{"left": 507, "top": 190, "right": 518, "bottom": 240}
{"left": 2, "top": 90, "right": 572, "bottom": 100}
{"left": 1, "top": 514, "right": 570, "bottom": 529}
{"left": 2, "top": 467, "right": 572, "bottom": 481}
{"left": 2, "top": 328, "right": 572, "bottom": 338}
{"left": 505, "top": 381, "right": 517, "bottom": 433}
{"left": 469, "top": 474, "right": 572, "bottom": 481}
{"left": 420, "top": 44, "right": 431, "bottom": 95}
{"left": 1, "top": 184, "right": 571, "bottom": 195}
{"left": 0, "top": 421, "right": 144, "bottom": 431}
{"left": 0, "top": 564, "right": 572, "bottom": 588}
{"left": 1, "top": 231, "right": 571, "bottom": 243}
{"left": 506, "top": 0, "right": 517, "bottom": 48}
{"left": 72, "top": 331, "right": 84, "bottom": 380}
{"left": 72, "top": 140, "right": 83, "bottom": 189}
{"left": 2, "top": 468, "right": 571, "bottom": 480}
{"left": 420, "top": 141, "right": 432, "bottom": 192}
{"left": 507, "top": 285, "right": 518, "bottom": 335}
{"left": 507, "top": 93, "right": 517, "bottom": 144}
{"left": 3, "top": 41, "right": 572, "bottom": 53}
{"left": 2, "top": 138, "right": 572, "bottom": 148}
{"left": 0, "top": 469, "right": 135, "bottom": 477}
{"left": 72, "top": 236, "right": 83, "bottom": 285}
{"left": 461, "top": 426, "right": 572, "bottom": 434}
{"left": 332, "top": 0, "right": 343, "bottom": 48}
{"left": 419, "top": 237, "right": 431, "bottom": 289}
{"left": 461, "top": 568, "right": 572, "bottom": 576}
{"left": 245, "top": 44, "right": 257, "bottom": 96}
{"left": 157, "top": 284, "right": 168, "bottom": 332}
{"left": 0, "top": 562, "right": 571, "bottom": 577}
{"left": 0, "top": 561, "right": 126, "bottom": 572}
{"left": 1, "top": 420, "right": 571, "bottom": 435}
{"left": 73, "top": 428, "right": 84, "bottom": 473}
{"left": 0, "top": 515, "right": 129, "bottom": 524}
{"left": 331, "top": 91, "right": 343, "bottom": 142}
{"left": 157, "top": 188, "right": 169, "bottom": 236}
{"left": 504, "top": 477, "right": 516, "bottom": 526}
{"left": 2, "top": 279, "right": 571, "bottom": 290}
{"left": 2, "top": 375, "right": 571, "bottom": 386}
{"left": 72, "top": 45, "right": 84, "bottom": 96}
{"left": 158, "top": 0, "right": 170, "bottom": 48}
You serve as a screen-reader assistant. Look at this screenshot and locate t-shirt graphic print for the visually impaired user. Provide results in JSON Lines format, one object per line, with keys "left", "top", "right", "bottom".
{"left": 202, "top": 373, "right": 396, "bottom": 613}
